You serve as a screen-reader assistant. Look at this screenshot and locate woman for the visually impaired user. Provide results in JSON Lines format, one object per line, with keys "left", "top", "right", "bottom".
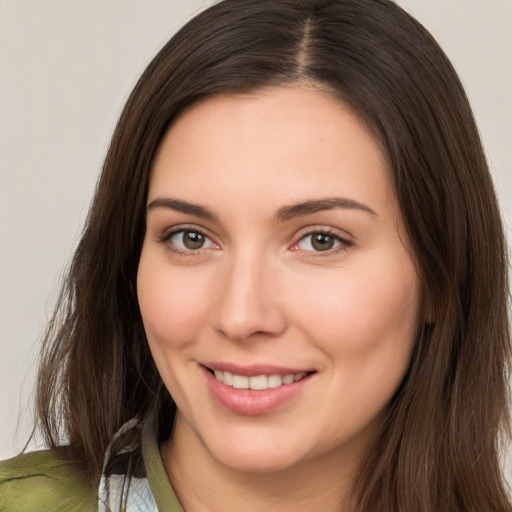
{"left": 1, "top": 0, "right": 510, "bottom": 510}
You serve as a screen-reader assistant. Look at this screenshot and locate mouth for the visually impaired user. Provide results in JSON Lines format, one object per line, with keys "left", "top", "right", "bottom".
{"left": 201, "top": 364, "right": 316, "bottom": 415}
{"left": 206, "top": 368, "right": 311, "bottom": 391}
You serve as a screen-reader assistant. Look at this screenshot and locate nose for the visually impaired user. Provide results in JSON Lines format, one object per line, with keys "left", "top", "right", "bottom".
{"left": 211, "top": 250, "right": 287, "bottom": 342}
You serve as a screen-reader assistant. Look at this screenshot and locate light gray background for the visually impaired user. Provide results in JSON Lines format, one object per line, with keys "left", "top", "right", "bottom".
{"left": 1, "top": 0, "right": 511, "bottom": 481}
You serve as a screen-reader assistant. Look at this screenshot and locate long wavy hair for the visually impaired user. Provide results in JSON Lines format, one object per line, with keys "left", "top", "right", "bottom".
{"left": 35, "top": 0, "right": 511, "bottom": 510}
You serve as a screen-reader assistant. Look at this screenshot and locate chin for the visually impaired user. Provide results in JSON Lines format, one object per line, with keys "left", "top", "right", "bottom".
{"left": 196, "top": 424, "right": 311, "bottom": 474}
{"left": 213, "top": 444, "right": 305, "bottom": 474}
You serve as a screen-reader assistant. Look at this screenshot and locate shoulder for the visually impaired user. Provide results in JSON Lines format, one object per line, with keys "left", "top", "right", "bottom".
{"left": 0, "top": 449, "right": 97, "bottom": 512}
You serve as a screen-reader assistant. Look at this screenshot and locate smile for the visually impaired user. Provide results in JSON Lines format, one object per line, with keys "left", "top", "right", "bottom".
{"left": 202, "top": 365, "right": 316, "bottom": 415}
{"left": 212, "top": 370, "right": 308, "bottom": 390}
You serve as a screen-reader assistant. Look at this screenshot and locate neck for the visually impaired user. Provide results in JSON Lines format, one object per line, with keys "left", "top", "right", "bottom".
{"left": 160, "top": 413, "right": 364, "bottom": 512}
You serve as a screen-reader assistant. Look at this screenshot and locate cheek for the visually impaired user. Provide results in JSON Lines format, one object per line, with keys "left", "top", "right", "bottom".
{"left": 137, "top": 250, "right": 212, "bottom": 348}
{"left": 288, "top": 253, "right": 421, "bottom": 439}
{"left": 290, "top": 250, "right": 421, "bottom": 368}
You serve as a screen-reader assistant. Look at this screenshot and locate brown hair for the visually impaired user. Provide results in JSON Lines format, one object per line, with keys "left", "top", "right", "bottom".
{"left": 35, "top": 0, "right": 511, "bottom": 509}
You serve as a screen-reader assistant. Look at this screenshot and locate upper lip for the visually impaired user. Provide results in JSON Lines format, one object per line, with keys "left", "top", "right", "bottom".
{"left": 201, "top": 362, "right": 315, "bottom": 377}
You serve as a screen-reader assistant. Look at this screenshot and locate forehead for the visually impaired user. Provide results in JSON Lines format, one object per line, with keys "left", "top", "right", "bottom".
{"left": 158, "top": 86, "right": 378, "bottom": 159}
{"left": 148, "top": 85, "right": 397, "bottom": 222}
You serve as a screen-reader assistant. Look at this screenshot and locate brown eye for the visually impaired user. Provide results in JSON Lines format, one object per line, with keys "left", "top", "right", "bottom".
{"left": 295, "top": 231, "right": 349, "bottom": 253}
{"left": 311, "top": 233, "right": 335, "bottom": 251}
{"left": 169, "top": 230, "right": 215, "bottom": 251}
{"left": 183, "top": 231, "right": 206, "bottom": 249}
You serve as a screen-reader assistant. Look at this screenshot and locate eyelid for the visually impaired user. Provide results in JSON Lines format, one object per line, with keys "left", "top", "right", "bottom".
{"left": 153, "top": 223, "right": 352, "bottom": 256}
{"left": 156, "top": 223, "right": 212, "bottom": 241}
{"left": 155, "top": 224, "right": 219, "bottom": 255}
{"left": 290, "top": 226, "right": 353, "bottom": 254}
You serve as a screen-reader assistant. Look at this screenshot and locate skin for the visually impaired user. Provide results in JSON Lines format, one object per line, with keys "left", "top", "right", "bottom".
{"left": 137, "top": 84, "right": 423, "bottom": 511}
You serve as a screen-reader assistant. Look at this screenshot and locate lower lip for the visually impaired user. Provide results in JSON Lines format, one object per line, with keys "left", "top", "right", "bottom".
{"left": 202, "top": 366, "right": 314, "bottom": 416}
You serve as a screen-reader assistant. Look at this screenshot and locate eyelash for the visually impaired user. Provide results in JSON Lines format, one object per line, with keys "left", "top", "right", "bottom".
{"left": 155, "top": 226, "right": 352, "bottom": 257}
{"left": 292, "top": 229, "right": 352, "bottom": 256}
{"left": 156, "top": 226, "right": 216, "bottom": 257}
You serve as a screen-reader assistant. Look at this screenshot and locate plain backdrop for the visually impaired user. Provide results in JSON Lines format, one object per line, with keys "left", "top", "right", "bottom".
{"left": 1, "top": 0, "right": 511, "bottom": 482}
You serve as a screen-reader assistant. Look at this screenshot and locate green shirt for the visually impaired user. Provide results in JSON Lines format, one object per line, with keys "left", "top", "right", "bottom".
{"left": 0, "top": 424, "right": 184, "bottom": 512}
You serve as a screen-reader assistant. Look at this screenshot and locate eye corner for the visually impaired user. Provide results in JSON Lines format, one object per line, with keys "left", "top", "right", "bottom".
{"left": 290, "top": 228, "right": 353, "bottom": 255}
{"left": 154, "top": 225, "right": 220, "bottom": 257}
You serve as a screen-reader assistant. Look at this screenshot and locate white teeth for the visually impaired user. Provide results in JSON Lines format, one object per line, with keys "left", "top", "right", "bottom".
{"left": 232, "top": 375, "right": 249, "bottom": 389}
{"left": 267, "top": 375, "right": 283, "bottom": 388}
{"left": 282, "top": 374, "right": 295, "bottom": 385}
{"left": 249, "top": 375, "right": 267, "bottom": 390}
{"left": 212, "top": 370, "right": 308, "bottom": 390}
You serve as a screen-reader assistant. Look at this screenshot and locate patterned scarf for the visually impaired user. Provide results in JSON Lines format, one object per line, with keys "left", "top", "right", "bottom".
{"left": 98, "top": 418, "right": 158, "bottom": 512}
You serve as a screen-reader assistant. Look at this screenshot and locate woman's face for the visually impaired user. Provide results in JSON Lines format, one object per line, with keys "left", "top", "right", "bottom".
{"left": 137, "top": 85, "right": 422, "bottom": 474}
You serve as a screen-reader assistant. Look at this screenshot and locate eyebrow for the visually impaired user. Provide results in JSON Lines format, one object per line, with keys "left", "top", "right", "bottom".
{"left": 274, "top": 197, "right": 377, "bottom": 222}
{"left": 147, "top": 197, "right": 219, "bottom": 221}
{"left": 147, "top": 196, "right": 376, "bottom": 222}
